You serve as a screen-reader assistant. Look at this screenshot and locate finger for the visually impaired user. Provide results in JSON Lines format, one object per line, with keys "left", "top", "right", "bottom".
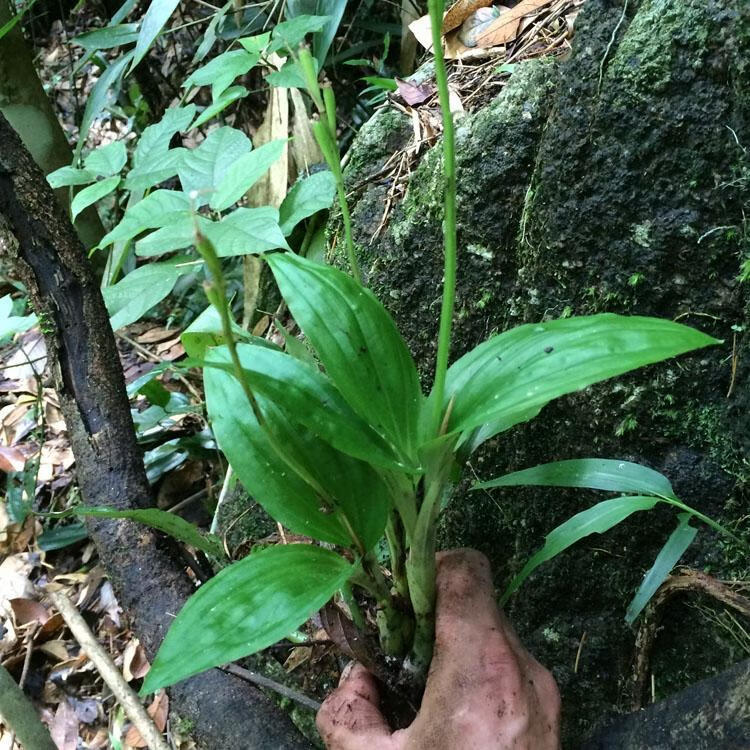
{"left": 316, "top": 663, "right": 396, "bottom": 750}
{"left": 434, "top": 549, "right": 506, "bottom": 649}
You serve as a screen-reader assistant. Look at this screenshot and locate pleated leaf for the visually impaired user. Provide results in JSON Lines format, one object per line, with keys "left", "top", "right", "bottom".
{"left": 142, "top": 544, "right": 351, "bottom": 692}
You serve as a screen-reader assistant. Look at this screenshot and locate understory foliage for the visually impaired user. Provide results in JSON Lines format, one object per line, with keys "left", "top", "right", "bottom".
{"left": 33, "top": 0, "right": 735, "bottom": 700}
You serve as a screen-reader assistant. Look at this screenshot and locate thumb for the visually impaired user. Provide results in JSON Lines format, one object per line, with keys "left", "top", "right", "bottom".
{"left": 316, "top": 663, "right": 398, "bottom": 750}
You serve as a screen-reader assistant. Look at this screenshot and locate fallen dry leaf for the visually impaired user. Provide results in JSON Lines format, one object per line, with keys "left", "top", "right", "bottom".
{"left": 475, "top": 0, "right": 553, "bottom": 46}
{"left": 0, "top": 554, "right": 35, "bottom": 617}
{"left": 124, "top": 690, "right": 169, "bottom": 747}
{"left": 49, "top": 698, "right": 78, "bottom": 750}
{"left": 395, "top": 77, "right": 435, "bottom": 106}
{"left": 0, "top": 444, "right": 27, "bottom": 472}
{"left": 10, "top": 597, "right": 51, "bottom": 626}
{"left": 122, "top": 638, "right": 150, "bottom": 681}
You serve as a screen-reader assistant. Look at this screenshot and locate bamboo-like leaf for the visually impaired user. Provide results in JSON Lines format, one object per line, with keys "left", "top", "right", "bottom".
{"left": 625, "top": 513, "right": 697, "bottom": 625}
{"left": 267, "top": 253, "right": 423, "bottom": 462}
{"left": 475, "top": 458, "right": 675, "bottom": 498}
{"left": 74, "top": 506, "right": 224, "bottom": 557}
{"left": 141, "top": 544, "right": 352, "bottom": 693}
{"left": 443, "top": 314, "right": 719, "bottom": 438}
{"left": 501, "top": 495, "right": 660, "bottom": 604}
{"left": 130, "top": 0, "right": 180, "bottom": 71}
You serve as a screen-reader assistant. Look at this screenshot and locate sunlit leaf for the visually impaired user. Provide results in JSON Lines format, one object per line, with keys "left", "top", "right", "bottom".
{"left": 501, "top": 495, "right": 660, "bottom": 604}
{"left": 204, "top": 207, "right": 289, "bottom": 256}
{"left": 267, "top": 253, "right": 423, "bottom": 462}
{"left": 209, "top": 139, "right": 287, "bottom": 211}
{"left": 267, "top": 14, "right": 330, "bottom": 53}
{"left": 125, "top": 148, "right": 187, "bottom": 192}
{"left": 625, "top": 513, "right": 697, "bottom": 625}
{"left": 177, "top": 126, "right": 252, "bottom": 204}
{"left": 132, "top": 105, "right": 195, "bottom": 168}
{"left": 84, "top": 141, "right": 127, "bottom": 177}
{"left": 142, "top": 544, "right": 352, "bottom": 693}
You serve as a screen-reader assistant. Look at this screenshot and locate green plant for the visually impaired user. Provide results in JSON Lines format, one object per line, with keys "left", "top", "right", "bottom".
{"left": 39, "top": 0, "right": 732, "bottom": 704}
{"left": 120, "top": 2, "right": 730, "bottom": 698}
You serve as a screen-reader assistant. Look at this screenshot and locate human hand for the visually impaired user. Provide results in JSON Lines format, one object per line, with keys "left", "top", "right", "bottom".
{"left": 316, "top": 548, "right": 561, "bottom": 750}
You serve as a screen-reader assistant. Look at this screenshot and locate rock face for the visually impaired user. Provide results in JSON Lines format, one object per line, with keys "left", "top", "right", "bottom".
{"left": 338, "top": 0, "right": 749, "bottom": 743}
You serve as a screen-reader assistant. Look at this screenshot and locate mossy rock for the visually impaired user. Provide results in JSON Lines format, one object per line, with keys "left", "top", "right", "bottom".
{"left": 336, "top": 0, "right": 749, "bottom": 745}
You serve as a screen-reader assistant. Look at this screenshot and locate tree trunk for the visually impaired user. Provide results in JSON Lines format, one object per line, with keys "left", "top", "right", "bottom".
{"left": 338, "top": 0, "right": 749, "bottom": 745}
{"left": 0, "top": 111, "right": 311, "bottom": 750}
{"left": 0, "top": 0, "right": 103, "bottom": 249}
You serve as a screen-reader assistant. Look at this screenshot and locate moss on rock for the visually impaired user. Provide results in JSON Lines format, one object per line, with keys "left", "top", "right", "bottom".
{"left": 337, "top": 0, "right": 749, "bottom": 744}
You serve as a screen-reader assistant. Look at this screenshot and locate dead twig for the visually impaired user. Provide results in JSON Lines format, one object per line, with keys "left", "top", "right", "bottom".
{"left": 631, "top": 568, "right": 750, "bottom": 709}
{"left": 221, "top": 663, "right": 322, "bottom": 712}
{"left": 47, "top": 588, "right": 171, "bottom": 750}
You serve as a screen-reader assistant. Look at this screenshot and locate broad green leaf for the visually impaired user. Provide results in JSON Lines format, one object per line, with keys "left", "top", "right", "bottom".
{"left": 183, "top": 48, "right": 259, "bottom": 100}
{"left": 238, "top": 31, "right": 271, "bottom": 55}
{"left": 267, "top": 253, "right": 422, "bottom": 461}
{"left": 502, "top": 495, "right": 660, "bottom": 604}
{"left": 475, "top": 458, "right": 675, "bottom": 498}
{"left": 286, "top": 0, "right": 346, "bottom": 65}
{"left": 84, "top": 141, "right": 127, "bottom": 176}
{"left": 103, "top": 258, "right": 189, "bottom": 329}
{"left": 209, "top": 140, "right": 287, "bottom": 212}
{"left": 142, "top": 544, "right": 352, "bottom": 693}
{"left": 0, "top": 295, "right": 36, "bottom": 339}
{"left": 443, "top": 314, "right": 719, "bottom": 437}
{"left": 204, "top": 207, "right": 289, "bottom": 256}
{"left": 131, "top": 0, "right": 180, "bottom": 71}
{"left": 205, "top": 346, "right": 389, "bottom": 548}
{"left": 266, "top": 58, "right": 315, "bottom": 89}
{"left": 46, "top": 166, "right": 96, "bottom": 189}
{"left": 178, "top": 127, "right": 252, "bottom": 204}
{"left": 125, "top": 148, "right": 187, "bottom": 192}
{"left": 268, "top": 14, "right": 329, "bottom": 53}
{"left": 136, "top": 216, "right": 210, "bottom": 257}
{"left": 191, "top": 86, "right": 249, "bottom": 129}
{"left": 279, "top": 170, "right": 336, "bottom": 235}
{"left": 132, "top": 105, "right": 195, "bottom": 168}
{"left": 70, "top": 176, "right": 120, "bottom": 221}
{"left": 76, "top": 52, "right": 133, "bottom": 159}
{"left": 99, "top": 190, "right": 191, "bottom": 248}
{"left": 74, "top": 506, "right": 224, "bottom": 557}
{"left": 625, "top": 513, "right": 697, "bottom": 625}
{"left": 225, "top": 343, "right": 409, "bottom": 470}
{"left": 73, "top": 23, "right": 139, "bottom": 50}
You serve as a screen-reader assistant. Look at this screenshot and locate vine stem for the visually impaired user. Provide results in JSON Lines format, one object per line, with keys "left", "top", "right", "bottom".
{"left": 428, "top": 0, "right": 458, "bottom": 437}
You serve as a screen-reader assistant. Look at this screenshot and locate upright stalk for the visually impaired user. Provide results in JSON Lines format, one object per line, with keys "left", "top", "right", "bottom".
{"left": 404, "top": 0, "right": 459, "bottom": 681}
{"left": 428, "top": 0, "right": 458, "bottom": 437}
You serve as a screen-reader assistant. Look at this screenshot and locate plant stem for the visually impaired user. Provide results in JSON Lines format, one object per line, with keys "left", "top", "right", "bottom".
{"left": 0, "top": 664, "right": 56, "bottom": 750}
{"left": 428, "top": 0, "right": 458, "bottom": 437}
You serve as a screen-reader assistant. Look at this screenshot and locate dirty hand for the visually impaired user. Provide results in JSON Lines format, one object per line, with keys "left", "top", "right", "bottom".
{"left": 316, "top": 548, "right": 561, "bottom": 750}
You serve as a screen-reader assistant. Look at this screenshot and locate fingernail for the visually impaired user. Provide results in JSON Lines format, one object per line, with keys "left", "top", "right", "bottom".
{"left": 339, "top": 661, "right": 355, "bottom": 685}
